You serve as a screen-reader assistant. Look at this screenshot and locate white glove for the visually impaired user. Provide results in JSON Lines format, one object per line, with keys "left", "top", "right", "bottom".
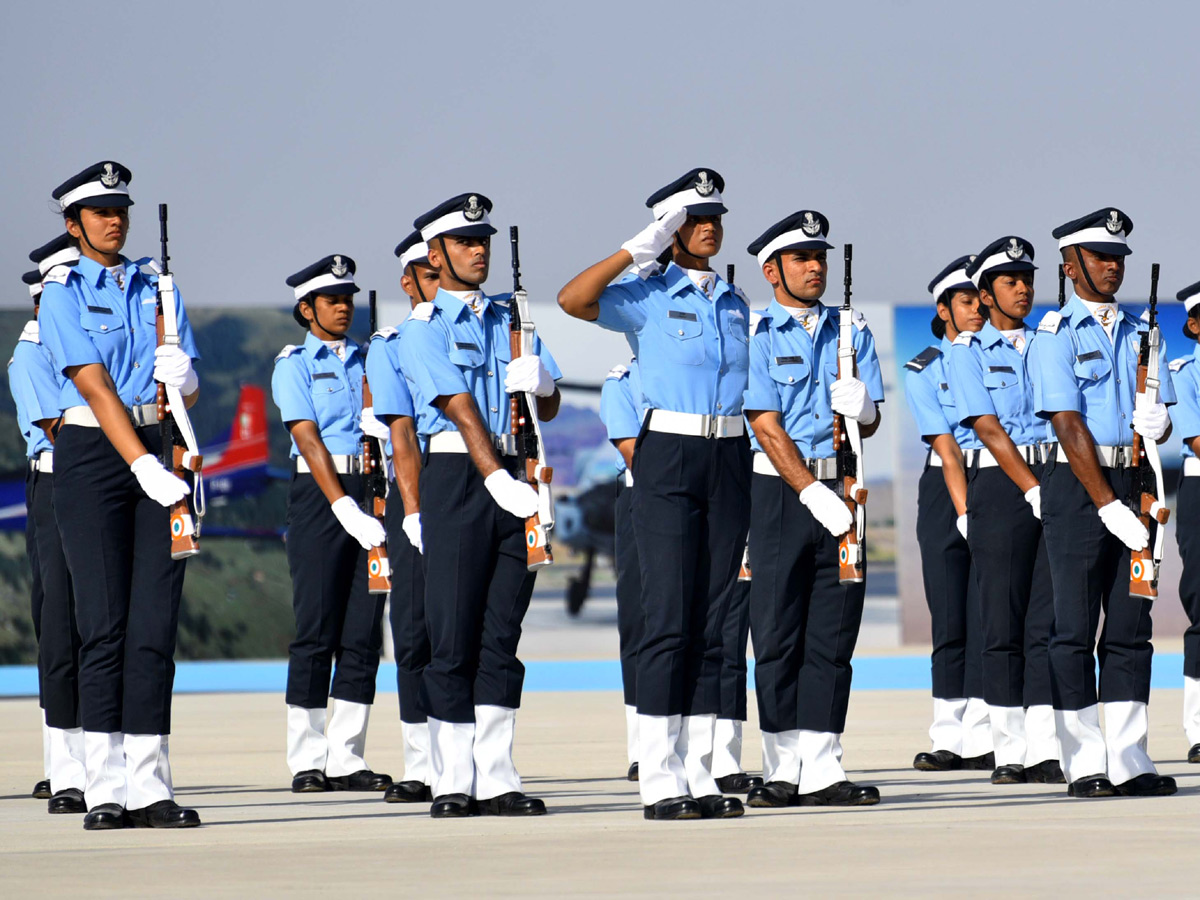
{"left": 1024, "top": 485, "right": 1042, "bottom": 520}
{"left": 130, "top": 453, "right": 190, "bottom": 507}
{"left": 956, "top": 514, "right": 968, "bottom": 540}
{"left": 360, "top": 406, "right": 390, "bottom": 442}
{"left": 330, "top": 495, "right": 386, "bottom": 550}
{"left": 484, "top": 469, "right": 540, "bottom": 519}
{"left": 830, "top": 377, "right": 878, "bottom": 425}
{"left": 1132, "top": 395, "right": 1169, "bottom": 442}
{"left": 620, "top": 207, "right": 688, "bottom": 272}
{"left": 1097, "top": 499, "right": 1149, "bottom": 551}
{"left": 153, "top": 345, "right": 198, "bottom": 394}
{"left": 402, "top": 512, "right": 423, "bottom": 554}
{"left": 504, "top": 355, "right": 556, "bottom": 397}
{"left": 798, "top": 481, "right": 854, "bottom": 537}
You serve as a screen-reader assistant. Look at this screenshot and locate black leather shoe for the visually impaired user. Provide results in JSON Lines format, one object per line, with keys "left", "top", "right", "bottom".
{"left": 1188, "top": 743, "right": 1200, "bottom": 764}
{"left": 1025, "top": 759, "right": 1066, "bottom": 784}
{"left": 32, "top": 779, "right": 52, "bottom": 800}
{"left": 746, "top": 781, "right": 800, "bottom": 808}
{"left": 913, "top": 750, "right": 963, "bottom": 771}
{"left": 714, "top": 772, "right": 764, "bottom": 793}
{"left": 627, "top": 762, "right": 639, "bottom": 782}
{"left": 128, "top": 799, "right": 201, "bottom": 828}
{"left": 479, "top": 791, "right": 547, "bottom": 816}
{"left": 1067, "top": 774, "right": 1116, "bottom": 798}
{"left": 83, "top": 803, "right": 127, "bottom": 830}
{"left": 291, "top": 769, "right": 329, "bottom": 793}
{"left": 991, "top": 764, "right": 1027, "bottom": 785}
{"left": 328, "top": 770, "right": 392, "bottom": 791}
{"left": 798, "top": 781, "right": 881, "bottom": 806}
{"left": 1115, "top": 773, "right": 1178, "bottom": 796}
{"left": 430, "top": 793, "right": 477, "bottom": 818}
{"left": 961, "top": 752, "right": 996, "bottom": 770}
{"left": 696, "top": 794, "right": 744, "bottom": 818}
{"left": 643, "top": 796, "right": 701, "bottom": 820}
{"left": 49, "top": 788, "right": 87, "bottom": 814}
{"left": 384, "top": 780, "right": 431, "bottom": 803}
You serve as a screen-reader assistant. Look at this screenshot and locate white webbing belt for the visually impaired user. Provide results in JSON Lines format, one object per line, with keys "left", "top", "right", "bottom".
{"left": 1055, "top": 444, "right": 1135, "bottom": 468}
{"left": 295, "top": 454, "right": 360, "bottom": 475}
{"left": 1185, "top": 457, "right": 1200, "bottom": 477}
{"left": 972, "top": 445, "right": 1044, "bottom": 468}
{"left": 647, "top": 409, "right": 745, "bottom": 439}
{"left": 427, "top": 430, "right": 518, "bottom": 457}
{"left": 30, "top": 451, "right": 53, "bottom": 473}
{"left": 752, "top": 451, "right": 837, "bottom": 480}
{"left": 62, "top": 403, "right": 160, "bottom": 428}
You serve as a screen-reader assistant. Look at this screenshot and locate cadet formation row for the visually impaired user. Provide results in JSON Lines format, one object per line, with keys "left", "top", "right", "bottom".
{"left": 12, "top": 161, "right": 1200, "bottom": 831}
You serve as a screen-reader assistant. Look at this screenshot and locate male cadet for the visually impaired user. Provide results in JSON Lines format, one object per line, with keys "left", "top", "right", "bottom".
{"left": 558, "top": 168, "right": 750, "bottom": 821}
{"left": 1026, "top": 208, "right": 1177, "bottom": 797}
{"left": 13, "top": 236, "right": 86, "bottom": 814}
{"left": 363, "top": 231, "right": 441, "bottom": 803}
{"left": 397, "top": 193, "right": 562, "bottom": 818}
{"left": 740, "top": 211, "right": 883, "bottom": 808}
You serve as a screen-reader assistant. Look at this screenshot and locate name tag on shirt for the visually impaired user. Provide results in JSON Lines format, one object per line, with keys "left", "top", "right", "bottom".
{"left": 454, "top": 342, "right": 481, "bottom": 352}
{"left": 1076, "top": 350, "right": 1103, "bottom": 362}
{"left": 312, "top": 372, "right": 337, "bottom": 380}
{"left": 987, "top": 365, "right": 1015, "bottom": 374}
{"left": 668, "top": 310, "right": 698, "bottom": 321}
{"left": 87, "top": 305, "right": 113, "bottom": 314}
{"left": 775, "top": 356, "right": 805, "bottom": 365}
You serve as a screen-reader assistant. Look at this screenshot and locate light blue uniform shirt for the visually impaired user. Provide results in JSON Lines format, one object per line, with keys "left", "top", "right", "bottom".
{"left": 1169, "top": 343, "right": 1200, "bottom": 459}
{"left": 395, "top": 289, "right": 562, "bottom": 439}
{"left": 743, "top": 299, "right": 885, "bottom": 458}
{"left": 594, "top": 262, "right": 749, "bottom": 416}
{"left": 599, "top": 359, "right": 643, "bottom": 475}
{"left": 8, "top": 322, "right": 60, "bottom": 458}
{"left": 365, "top": 325, "right": 420, "bottom": 459}
{"left": 947, "top": 322, "right": 1047, "bottom": 446}
{"left": 1027, "top": 291, "right": 1175, "bottom": 446}
{"left": 904, "top": 337, "right": 983, "bottom": 452}
{"left": 271, "top": 331, "right": 365, "bottom": 458}
{"left": 39, "top": 255, "right": 199, "bottom": 410}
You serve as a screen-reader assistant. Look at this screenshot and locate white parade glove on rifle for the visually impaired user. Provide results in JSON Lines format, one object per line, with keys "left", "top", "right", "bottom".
{"left": 620, "top": 206, "right": 688, "bottom": 274}
{"left": 331, "top": 495, "right": 386, "bottom": 550}
{"left": 505, "top": 355, "right": 556, "bottom": 397}
{"left": 131, "top": 453, "right": 190, "bottom": 507}
{"left": 1024, "top": 485, "right": 1042, "bottom": 520}
{"left": 798, "top": 481, "right": 854, "bottom": 537}
{"left": 153, "top": 345, "right": 198, "bottom": 395}
{"left": 830, "top": 377, "right": 877, "bottom": 425}
{"left": 1097, "top": 499, "right": 1149, "bottom": 551}
{"left": 360, "top": 406, "right": 390, "bottom": 441}
{"left": 484, "top": 469, "right": 540, "bottom": 519}
{"left": 956, "top": 514, "right": 968, "bottom": 540}
{"left": 1132, "top": 394, "right": 1169, "bottom": 442}
{"left": 402, "top": 513, "right": 423, "bottom": 554}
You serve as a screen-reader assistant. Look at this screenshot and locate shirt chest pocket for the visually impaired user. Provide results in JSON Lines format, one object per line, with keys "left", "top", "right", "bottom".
{"left": 769, "top": 356, "right": 811, "bottom": 392}
{"left": 984, "top": 367, "right": 1017, "bottom": 391}
{"left": 937, "top": 383, "right": 958, "bottom": 415}
{"left": 449, "top": 341, "right": 486, "bottom": 371}
{"left": 658, "top": 312, "right": 705, "bottom": 366}
{"left": 310, "top": 373, "right": 346, "bottom": 400}
{"left": 80, "top": 310, "right": 126, "bottom": 341}
{"left": 1073, "top": 354, "right": 1111, "bottom": 385}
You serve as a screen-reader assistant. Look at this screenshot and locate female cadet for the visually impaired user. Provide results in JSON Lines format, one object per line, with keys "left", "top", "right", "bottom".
{"left": 39, "top": 161, "right": 200, "bottom": 830}
{"left": 950, "top": 238, "right": 1062, "bottom": 786}
{"left": 904, "top": 257, "right": 993, "bottom": 773}
{"left": 272, "top": 255, "right": 392, "bottom": 795}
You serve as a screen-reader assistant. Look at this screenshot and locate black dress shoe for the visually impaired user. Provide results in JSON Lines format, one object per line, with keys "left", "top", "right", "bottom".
{"left": 1188, "top": 743, "right": 1200, "bottom": 764}
{"left": 430, "top": 793, "right": 477, "bottom": 818}
{"left": 991, "top": 764, "right": 1027, "bottom": 785}
{"left": 696, "top": 794, "right": 745, "bottom": 818}
{"left": 128, "top": 799, "right": 201, "bottom": 828}
{"left": 627, "top": 762, "right": 639, "bottom": 782}
{"left": 384, "top": 780, "right": 432, "bottom": 803}
{"left": 1115, "top": 773, "right": 1178, "bottom": 796}
{"left": 1025, "top": 759, "right": 1066, "bottom": 784}
{"left": 32, "top": 779, "right": 52, "bottom": 800}
{"left": 961, "top": 752, "right": 996, "bottom": 770}
{"left": 913, "top": 750, "right": 963, "bottom": 771}
{"left": 643, "top": 796, "right": 701, "bottom": 820}
{"left": 714, "top": 772, "right": 764, "bottom": 793}
{"left": 798, "top": 781, "right": 881, "bottom": 806}
{"left": 291, "top": 769, "right": 329, "bottom": 793}
{"left": 1067, "top": 774, "right": 1116, "bottom": 798}
{"left": 746, "top": 781, "right": 800, "bottom": 808}
{"left": 479, "top": 792, "right": 547, "bottom": 816}
{"left": 328, "top": 770, "right": 392, "bottom": 791}
{"left": 49, "top": 788, "right": 87, "bottom": 814}
{"left": 83, "top": 803, "right": 127, "bottom": 830}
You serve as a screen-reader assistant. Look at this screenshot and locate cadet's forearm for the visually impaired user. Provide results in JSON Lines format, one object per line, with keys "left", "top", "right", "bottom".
{"left": 536, "top": 387, "right": 561, "bottom": 422}
{"left": 34, "top": 417, "right": 59, "bottom": 446}
{"left": 389, "top": 417, "right": 422, "bottom": 515}
{"left": 1051, "top": 410, "right": 1116, "bottom": 508}
{"left": 289, "top": 421, "right": 347, "bottom": 505}
{"left": 67, "top": 363, "right": 151, "bottom": 465}
{"left": 930, "top": 434, "right": 968, "bottom": 516}
{"left": 861, "top": 407, "right": 882, "bottom": 439}
{"left": 437, "top": 392, "right": 502, "bottom": 478}
{"left": 614, "top": 437, "right": 636, "bottom": 472}
{"left": 557, "top": 251, "right": 633, "bottom": 321}
{"left": 969, "top": 413, "right": 1038, "bottom": 492}
{"left": 747, "top": 410, "right": 817, "bottom": 496}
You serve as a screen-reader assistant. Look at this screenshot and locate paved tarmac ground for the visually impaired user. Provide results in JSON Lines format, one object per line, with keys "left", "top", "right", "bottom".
{"left": 2, "top": 688, "right": 1198, "bottom": 898}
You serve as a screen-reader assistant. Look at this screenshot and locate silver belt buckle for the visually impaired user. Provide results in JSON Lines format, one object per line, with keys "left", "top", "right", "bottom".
{"left": 1114, "top": 445, "right": 1127, "bottom": 468}
{"left": 698, "top": 414, "right": 714, "bottom": 438}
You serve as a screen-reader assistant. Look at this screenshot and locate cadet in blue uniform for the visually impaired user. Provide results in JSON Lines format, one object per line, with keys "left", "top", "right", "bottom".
{"left": 12, "top": 236, "right": 86, "bottom": 814}
{"left": 397, "top": 193, "right": 561, "bottom": 818}
{"left": 273, "top": 254, "right": 392, "bottom": 796}
{"left": 1026, "top": 208, "right": 1176, "bottom": 797}
{"left": 39, "top": 161, "right": 201, "bottom": 829}
{"left": 559, "top": 169, "right": 749, "bottom": 821}
{"left": 1169, "top": 279, "right": 1200, "bottom": 764}
{"left": 951, "top": 238, "right": 1063, "bottom": 785}
{"left": 737, "top": 211, "right": 884, "bottom": 808}
{"left": 905, "top": 257, "right": 993, "bottom": 773}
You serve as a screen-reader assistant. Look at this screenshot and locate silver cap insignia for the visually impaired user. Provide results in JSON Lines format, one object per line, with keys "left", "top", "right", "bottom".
{"left": 1105, "top": 210, "right": 1123, "bottom": 234}
{"left": 463, "top": 196, "right": 484, "bottom": 221}
{"left": 1006, "top": 238, "right": 1025, "bottom": 260}
{"left": 330, "top": 255, "right": 348, "bottom": 278}
{"left": 801, "top": 212, "right": 822, "bottom": 237}
{"left": 100, "top": 163, "right": 120, "bottom": 188}
{"left": 695, "top": 172, "right": 715, "bottom": 197}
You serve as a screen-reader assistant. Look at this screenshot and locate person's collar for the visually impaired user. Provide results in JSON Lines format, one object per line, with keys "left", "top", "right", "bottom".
{"left": 75, "top": 253, "right": 131, "bottom": 288}
{"left": 303, "top": 330, "right": 357, "bottom": 358}
{"left": 768, "top": 298, "right": 825, "bottom": 328}
{"left": 978, "top": 321, "right": 1006, "bottom": 347}
{"left": 433, "top": 287, "right": 491, "bottom": 319}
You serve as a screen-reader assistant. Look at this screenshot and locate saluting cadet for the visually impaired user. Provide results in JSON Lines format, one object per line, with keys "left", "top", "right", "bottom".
{"left": 13, "top": 236, "right": 86, "bottom": 814}
{"left": 397, "top": 193, "right": 561, "bottom": 818}
{"left": 39, "top": 161, "right": 201, "bottom": 829}
{"left": 558, "top": 168, "right": 749, "bottom": 821}
{"left": 1169, "top": 279, "right": 1200, "bottom": 764}
{"left": 1026, "top": 208, "right": 1176, "bottom": 797}
{"left": 739, "top": 211, "right": 884, "bottom": 808}
{"left": 951, "top": 238, "right": 1062, "bottom": 785}
{"left": 905, "top": 257, "right": 994, "bottom": 773}
{"left": 272, "top": 254, "right": 392, "bottom": 795}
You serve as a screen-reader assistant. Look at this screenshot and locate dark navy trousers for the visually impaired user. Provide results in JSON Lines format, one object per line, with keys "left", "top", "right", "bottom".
{"left": 384, "top": 491, "right": 429, "bottom": 725}
{"left": 1175, "top": 476, "right": 1200, "bottom": 680}
{"left": 613, "top": 479, "right": 643, "bottom": 707}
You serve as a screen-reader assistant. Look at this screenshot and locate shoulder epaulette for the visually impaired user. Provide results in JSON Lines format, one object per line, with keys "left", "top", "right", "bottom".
{"left": 1169, "top": 357, "right": 1192, "bottom": 373}
{"left": 731, "top": 284, "right": 750, "bottom": 305}
{"left": 1037, "top": 310, "right": 1063, "bottom": 334}
{"left": 606, "top": 364, "right": 629, "bottom": 381}
{"left": 371, "top": 326, "right": 398, "bottom": 340}
{"left": 18, "top": 321, "right": 40, "bottom": 345}
{"left": 409, "top": 302, "right": 435, "bottom": 323}
{"left": 752, "top": 313, "right": 771, "bottom": 336}
{"left": 852, "top": 308, "right": 869, "bottom": 330}
{"left": 904, "top": 346, "right": 942, "bottom": 372}
{"left": 42, "top": 265, "right": 72, "bottom": 287}
{"left": 952, "top": 331, "right": 975, "bottom": 347}
{"left": 275, "top": 344, "right": 300, "bottom": 362}
{"left": 136, "top": 257, "right": 163, "bottom": 275}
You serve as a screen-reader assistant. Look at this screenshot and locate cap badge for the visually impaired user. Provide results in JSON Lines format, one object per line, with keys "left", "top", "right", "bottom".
{"left": 1005, "top": 238, "right": 1025, "bottom": 261}
{"left": 1105, "top": 210, "right": 1123, "bottom": 234}
{"left": 463, "top": 196, "right": 484, "bottom": 221}
{"left": 695, "top": 172, "right": 715, "bottom": 197}
{"left": 801, "top": 212, "right": 822, "bottom": 237}
{"left": 330, "top": 256, "right": 348, "bottom": 278}
{"left": 100, "top": 163, "right": 120, "bottom": 188}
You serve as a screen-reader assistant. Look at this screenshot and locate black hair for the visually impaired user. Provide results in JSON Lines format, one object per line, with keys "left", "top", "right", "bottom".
{"left": 60, "top": 204, "right": 83, "bottom": 250}
{"left": 930, "top": 314, "right": 946, "bottom": 339}
{"left": 1184, "top": 310, "right": 1200, "bottom": 342}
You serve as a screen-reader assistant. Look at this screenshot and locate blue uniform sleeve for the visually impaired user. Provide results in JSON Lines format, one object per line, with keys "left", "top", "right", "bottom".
{"left": 854, "top": 324, "right": 885, "bottom": 402}
{"left": 1157, "top": 336, "right": 1177, "bottom": 406}
{"left": 367, "top": 338, "right": 414, "bottom": 419}
{"left": 396, "top": 320, "right": 470, "bottom": 403}
{"left": 946, "top": 342, "right": 996, "bottom": 424}
{"left": 11, "top": 344, "right": 61, "bottom": 424}
{"left": 271, "top": 354, "right": 317, "bottom": 425}
{"left": 1171, "top": 365, "right": 1200, "bottom": 441}
{"left": 1028, "top": 329, "right": 1080, "bottom": 417}
{"left": 742, "top": 324, "right": 780, "bottom": 413}
{"left": 594, "top": 277, "right": 651, "bottom": 335}
{"left": 905, "top": 368, "right": 951, "bottom": 438}
{"left": 600, "top": 375, "right": 640, "bottom": 441}
{"left": 38, "top": 280, "right": 101, "bottom": 376}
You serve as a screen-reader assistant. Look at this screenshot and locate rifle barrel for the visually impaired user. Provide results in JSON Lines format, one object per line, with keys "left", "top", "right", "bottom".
{"left": 843, "top": 244, "right": 853, "bottom": 306}
{"left": 158, "top": 204, "right": 170, "bottom": 276}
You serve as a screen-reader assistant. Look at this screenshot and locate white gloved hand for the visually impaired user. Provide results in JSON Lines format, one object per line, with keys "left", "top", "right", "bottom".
{"left": 1132, "top": 395, "right": 1170, "bottom": 442}
{"left": 402, "top": 512, "right": 423, "bottom": 554}
{"left": 484, "top": 469, "right": 540, "bottom": 519}
{"left": 504, "top": 355, "right": 556, "bottom": 397}
{"left": 330, "top": 495, "right": 386, "bottom": 550}
{"left": 360, "top": 406, "right": 391, "bottom": 442}
{"left": 620, "top": 206, "right": 688, "bottom": 272}
{"left": 798, "top": 481, "right": 854, "bottom": 537}
{"left": 130, "top": 453, "right": 190, "bottom": 507}
{"left": 1024, "top": 485, "right": 1042, "bottom": 520}
{"left": 830, "top": 377, "right": 878, "bottom": 425}
{"left": 153, "top": 345, "right": 198, "bottom": 394}
{"left": 1097, "top": 499, "right": 1149, "bottom": 551}
{"left": 956, "top": 514, "right": 968, "bottom": 540}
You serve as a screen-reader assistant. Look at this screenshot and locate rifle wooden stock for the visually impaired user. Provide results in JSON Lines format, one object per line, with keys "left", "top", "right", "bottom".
{"left": 362, "top": 289, "right": 391, "bottom": 594}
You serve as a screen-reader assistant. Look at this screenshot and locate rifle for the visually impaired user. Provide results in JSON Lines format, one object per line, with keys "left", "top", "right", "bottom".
{"left": 361, "top": 289, "right": 391, "bottom": 594}
{"left": 728, "top": 262, "right": 752, "bottom": 582}
{"left": 1129, "top": 263, "right": 1169, "bottom": 599}
{"left": 1058, "top": 263, "right": 1066, "bottom": 309}
{"left": 509, "top": 225, "right": 554, "bottom": 570}
{"left": 833, "top": 243, "right": 866, "bottom": 584}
